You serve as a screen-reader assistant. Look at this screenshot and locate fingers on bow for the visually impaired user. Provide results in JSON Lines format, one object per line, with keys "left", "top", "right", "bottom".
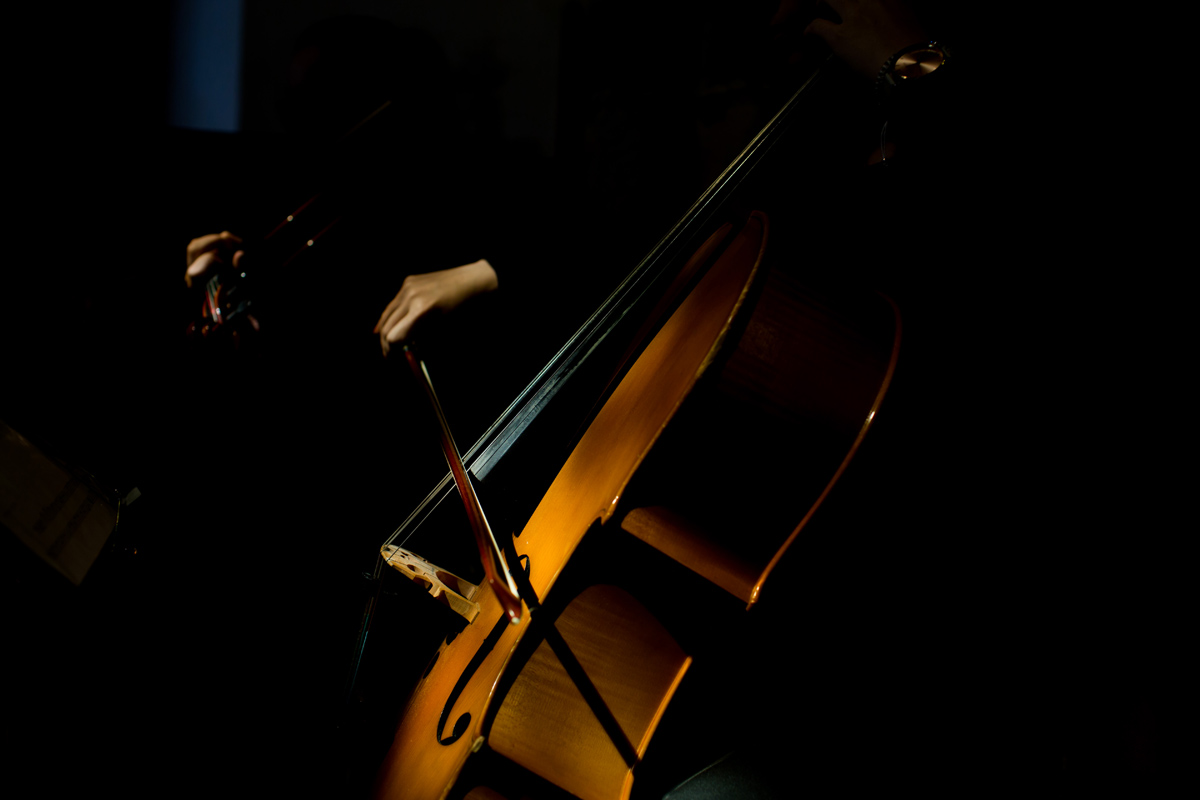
{"left": 376, "top": 290, "right": 431, "bottom": 355}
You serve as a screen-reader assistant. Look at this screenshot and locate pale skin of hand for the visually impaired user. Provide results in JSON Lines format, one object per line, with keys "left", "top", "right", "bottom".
{"left": 374, "top": 259, "right": 499, "bottom": 355}
{"left": 800, "top": 0, "right": 928, "bottom": 80}
{"left": 185, "top": 231, "right": 245, "bottom": 289}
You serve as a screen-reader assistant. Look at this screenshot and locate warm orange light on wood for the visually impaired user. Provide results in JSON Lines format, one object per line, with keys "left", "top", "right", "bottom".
{"left": 371, "top": 213, "right": 768, "bottom": 800}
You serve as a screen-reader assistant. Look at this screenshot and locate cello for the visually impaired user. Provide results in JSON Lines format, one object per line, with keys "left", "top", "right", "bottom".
{"left": 354, "top": 34, "right": 902, "bottom": 797}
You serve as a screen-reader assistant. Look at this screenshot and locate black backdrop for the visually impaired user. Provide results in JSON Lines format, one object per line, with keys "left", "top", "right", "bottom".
{"left": 3, "top": 3, "right": 1183, "bottom": 798}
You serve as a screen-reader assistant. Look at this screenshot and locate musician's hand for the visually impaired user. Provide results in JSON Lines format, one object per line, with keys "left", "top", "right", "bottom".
{"left": 185, "top": 231, "right": 245, "bottom": 289}
{"left": 800, "top": 1, "right": 928, "bottom": 80}
{"left": 374, "top": 259, "right": 499, "bottom": 355}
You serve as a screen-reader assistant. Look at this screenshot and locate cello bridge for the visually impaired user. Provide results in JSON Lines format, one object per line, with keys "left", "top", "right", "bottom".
{"left": 380, "top": 544, "right": 481, "bottom": 623}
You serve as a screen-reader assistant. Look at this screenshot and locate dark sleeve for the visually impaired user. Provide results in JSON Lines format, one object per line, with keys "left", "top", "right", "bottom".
{"left": 879, "top": 54, "right": 972, "bottom": 181}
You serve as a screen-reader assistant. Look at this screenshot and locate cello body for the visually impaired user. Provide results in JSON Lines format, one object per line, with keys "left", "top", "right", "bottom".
{"left": 370, "top": 205, "right": 900, "bottom": 799}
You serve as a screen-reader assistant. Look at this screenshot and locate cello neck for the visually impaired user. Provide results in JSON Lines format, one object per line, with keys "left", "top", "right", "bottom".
{"left": 381, "top": 56, "right": 832, "bottom": 554}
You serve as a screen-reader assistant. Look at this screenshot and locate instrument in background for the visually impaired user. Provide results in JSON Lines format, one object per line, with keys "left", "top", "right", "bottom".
{"left": 185, "top": 102, "right": 395, "bottom": 346}
{"left": 186, "top": 194, "right": 342, "bottom": 345}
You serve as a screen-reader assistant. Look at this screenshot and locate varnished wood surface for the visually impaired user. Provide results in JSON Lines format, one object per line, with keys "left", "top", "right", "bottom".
{"left": 462, "top": 789, "right": 509, "bottom": 800}
{"left": 617, "top": 270, "right": 900, "bottom": 606}
{"left": 488, "top": 585, "right": 691, "bottom": 800}
{"left": 619, "top": 505, "right": 760, "bottom": 602}
{"left": 371, "top": 213, "right": 768, "bottom": 800}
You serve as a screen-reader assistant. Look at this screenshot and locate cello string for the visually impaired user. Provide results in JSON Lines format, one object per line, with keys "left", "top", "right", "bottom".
{"left": 383, "top": 55, "right": 833, "bottom": 552}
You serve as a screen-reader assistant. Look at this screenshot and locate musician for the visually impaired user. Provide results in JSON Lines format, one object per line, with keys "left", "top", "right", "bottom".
{"left": 185, "top": 2, "right": 955, "bottom": 359}
{"left": 182, "top": 16, "right": 503, "bottom": 358}
{"left": 151, "top": 20, "right": 545, "bottom": 798}
{"left": 172, "top": 4, "right": 1011, "bottom": 798}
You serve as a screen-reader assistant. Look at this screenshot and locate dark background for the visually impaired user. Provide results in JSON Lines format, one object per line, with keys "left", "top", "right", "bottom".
{"left": 3, "top": 2, "right": 1183, "bottom": 798}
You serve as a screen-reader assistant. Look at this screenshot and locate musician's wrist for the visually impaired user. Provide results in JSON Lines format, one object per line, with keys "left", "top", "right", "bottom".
{"left": 465, "top": 258, "right": 499, "bottom": 293}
